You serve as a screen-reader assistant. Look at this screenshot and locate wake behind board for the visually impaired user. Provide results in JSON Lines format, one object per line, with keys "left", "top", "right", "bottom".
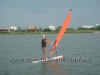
{"left": 32, "top": 55, "right": 63, "bottom": 63}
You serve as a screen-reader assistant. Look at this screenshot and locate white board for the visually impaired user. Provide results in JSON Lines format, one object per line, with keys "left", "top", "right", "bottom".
{"left": 32, "top": 55, "right": 63, "bottom": 63}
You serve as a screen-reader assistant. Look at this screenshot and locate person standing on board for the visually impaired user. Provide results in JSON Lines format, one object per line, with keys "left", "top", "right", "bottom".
{"left": 42, "top": 35, "right": 53, "bottom": 61}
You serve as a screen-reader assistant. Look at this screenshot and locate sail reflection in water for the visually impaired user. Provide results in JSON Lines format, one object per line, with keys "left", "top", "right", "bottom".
{"left": 41, "top": 62, "right": 67, "bottom": 75}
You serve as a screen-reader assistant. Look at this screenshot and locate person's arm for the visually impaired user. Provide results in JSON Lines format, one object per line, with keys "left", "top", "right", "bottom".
{"left": 45, "top": 40, "right": 53, "bottom": 44}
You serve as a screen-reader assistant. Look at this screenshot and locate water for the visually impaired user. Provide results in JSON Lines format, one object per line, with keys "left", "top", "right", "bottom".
{"left": 0, "top": 33, "right": 100, "bottom": 75}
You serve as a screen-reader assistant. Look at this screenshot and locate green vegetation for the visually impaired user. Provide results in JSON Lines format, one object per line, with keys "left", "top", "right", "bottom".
{"left": 0, "top": 26, "right": 100, "bottom": 35}
{"left": 43, "top": 28, "right": 51, "bottom": 32}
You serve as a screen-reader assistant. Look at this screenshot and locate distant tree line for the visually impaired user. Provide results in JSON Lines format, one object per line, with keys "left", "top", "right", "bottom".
{"left": 9, "top": 25, "right": 100, "bottom": 34}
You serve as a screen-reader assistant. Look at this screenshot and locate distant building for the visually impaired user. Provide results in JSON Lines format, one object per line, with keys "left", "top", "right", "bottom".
{"left": 28, "top": 26, "right": 38, "bottom": 32}
{"left": 49, "top": 25, "right": 56, "bottom": 30}
{"left": 0, "top": 28, "right": 10, "bottom": 33}
{"left": 10, "top": 26, "right": 17, "bottom": 30}
{"left": 80, "top": 25, "right": 94, "bottom": 28}
{"left": 95, "top": 24, "right": 100, "bottom": 26}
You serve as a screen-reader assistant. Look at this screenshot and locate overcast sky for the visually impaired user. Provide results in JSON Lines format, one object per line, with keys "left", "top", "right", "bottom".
{"left": 0, "top": 0, "right": 100, "bottom": 29}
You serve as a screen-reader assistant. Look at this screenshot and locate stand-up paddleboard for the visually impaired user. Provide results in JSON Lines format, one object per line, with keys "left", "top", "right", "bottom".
{"left": 32, "top": 55, "right": 63, "bottom": 63}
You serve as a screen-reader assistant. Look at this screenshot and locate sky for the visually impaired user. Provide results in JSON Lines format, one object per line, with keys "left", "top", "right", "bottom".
{"left": 0, "top": 0, "right": 100, "bottom": 29}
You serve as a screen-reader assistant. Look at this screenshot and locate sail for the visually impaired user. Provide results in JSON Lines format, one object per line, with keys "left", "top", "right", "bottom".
{"left": 50, "top": 9, "right": 72, "bottom": 56}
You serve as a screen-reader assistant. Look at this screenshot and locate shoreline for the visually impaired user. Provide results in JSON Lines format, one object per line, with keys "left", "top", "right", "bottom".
{"left": 0, "top": 31, "right": 100, "bottom": 35}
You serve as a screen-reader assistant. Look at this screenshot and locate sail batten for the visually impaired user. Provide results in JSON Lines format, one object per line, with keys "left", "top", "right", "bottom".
{"left": 50, "top": 9, "right": 71, "bottom": 56}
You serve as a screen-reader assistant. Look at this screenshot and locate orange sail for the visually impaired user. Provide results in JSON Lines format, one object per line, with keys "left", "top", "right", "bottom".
{"left": 50, "top": 9, "right": 72, "bottom": 56}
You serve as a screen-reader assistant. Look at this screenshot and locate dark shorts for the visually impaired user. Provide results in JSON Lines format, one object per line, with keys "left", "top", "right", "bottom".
{"left": 42, "top": 47, "right": 46, "bottom": 54}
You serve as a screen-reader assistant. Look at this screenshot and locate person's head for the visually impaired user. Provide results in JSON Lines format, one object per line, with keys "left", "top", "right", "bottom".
{"left": 43, "top": 35, "right": 46, "bottom": 38}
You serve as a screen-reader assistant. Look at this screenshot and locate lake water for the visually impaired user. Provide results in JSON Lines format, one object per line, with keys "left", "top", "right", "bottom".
{"left": 0, "top": 33, "right": 100, "bottom": 75}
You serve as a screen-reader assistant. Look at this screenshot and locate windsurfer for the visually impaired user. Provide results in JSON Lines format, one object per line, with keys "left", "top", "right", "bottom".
{"left": 42, "top": 35, "right": 53, "bottom": 61}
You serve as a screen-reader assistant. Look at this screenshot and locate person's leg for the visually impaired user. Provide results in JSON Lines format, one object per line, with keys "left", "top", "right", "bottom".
{"left": 42, "top": 47, "right": 46, "bottom": 61}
